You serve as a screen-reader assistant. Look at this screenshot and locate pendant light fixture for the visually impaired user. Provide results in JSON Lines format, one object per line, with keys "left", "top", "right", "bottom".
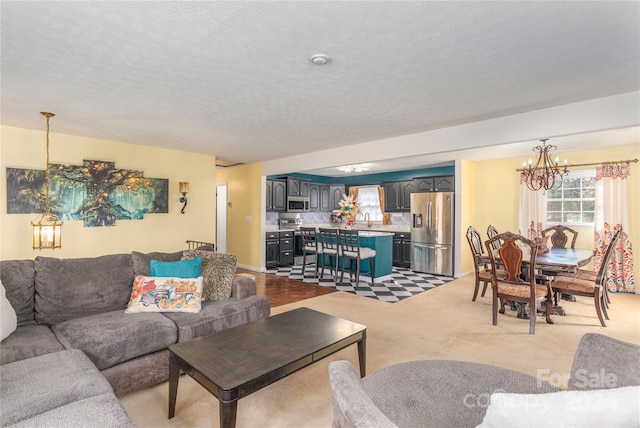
{"left": 520, "top": 139, "right": 569, "bottom": 191}
{"left": 31, "top": 112, "right": 63, "bottom": 250}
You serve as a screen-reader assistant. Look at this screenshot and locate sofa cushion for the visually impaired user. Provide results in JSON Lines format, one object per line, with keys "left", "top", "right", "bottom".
{"left": 0, "top": 325, "right": 64, "bottom": 365}
{"left": 125, "top": 275, "right": 203, "bottom": 313}
{"left": 182, "top": 250, "right": 237, "bottom": 301}
{"left": 1, "top": 280, "right": 17, "bottom": 341}
{"left": 0, "top": 349, "right": 114, "bottom": 426}
{"left": 132, "top": 250, "right": 183, "bottom": 277}
{"left": 150, "top": 257, "right": 202, "bottom": 278}
{"left": 7, "top": 393, "right": 135, "bottom": 428}
{"left": 0, "top": 260, "right": 36, "bottom": 326}
{"left": 162, "top": 295, "right": 271, "bottom": 342}
{"left": 34, "top": 254, "right": 134, "bottom": 325}
{"left": 51, "top": 309, "right": 177, "bottom": 370}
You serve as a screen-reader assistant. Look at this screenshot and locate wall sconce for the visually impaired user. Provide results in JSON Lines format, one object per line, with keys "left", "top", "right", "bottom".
{"left": 179, "top": 182, "right": 189, "bottom": 214}
{"left": 32, "top": 112, "right": 63, "bottom": 250}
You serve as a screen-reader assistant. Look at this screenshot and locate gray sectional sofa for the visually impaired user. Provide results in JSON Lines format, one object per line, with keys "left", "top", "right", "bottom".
{"left": 0, "top": 250, "right": 271, "bottom": 427}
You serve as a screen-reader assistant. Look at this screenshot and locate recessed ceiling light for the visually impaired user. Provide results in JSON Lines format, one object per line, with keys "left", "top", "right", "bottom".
{"left": 310, "top": 54, "right": 329, "bottom": 65}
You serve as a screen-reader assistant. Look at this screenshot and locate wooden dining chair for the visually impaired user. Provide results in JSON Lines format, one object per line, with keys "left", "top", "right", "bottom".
{"left": 486, "top": 231, "right": 554, "bottom": 335}
{"left": 551, "top": 228, "right": 622, "bottom": 327}
{"left": 465, "top": 226, "right": 507, "bottom": 301}
{"left": 542, "top": 225, "right": 578, "bottom": 249}
{"left": 317, "top": 228, "right": 339, "bottom": 281}
{"left": 486, "top": 225, "right": 502, "bottom": 255}
{"left": 337, "top": 229, "right": 376, "bottom": 286}
{"left": 541, "top": 225, "right": 580, "bottom": 302}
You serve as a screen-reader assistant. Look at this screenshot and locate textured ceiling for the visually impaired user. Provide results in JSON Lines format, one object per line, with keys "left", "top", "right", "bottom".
{"left": 1, "top": 1, "right": 639, "bottom": 167}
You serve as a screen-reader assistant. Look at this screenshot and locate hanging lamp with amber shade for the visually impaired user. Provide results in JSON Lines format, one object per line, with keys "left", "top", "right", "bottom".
{"left": 31, "top": 112, "right": 63, "bottom": 250}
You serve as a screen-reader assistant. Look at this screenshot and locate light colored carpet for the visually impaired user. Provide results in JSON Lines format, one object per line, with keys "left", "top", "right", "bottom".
{"left": 119, "top": 275, "right": 640, "bottom": 428}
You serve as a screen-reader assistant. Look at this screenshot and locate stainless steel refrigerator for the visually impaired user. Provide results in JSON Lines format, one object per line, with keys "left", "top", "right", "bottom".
{"left": 410, "top": 192, "right": 454, "bottom": 276}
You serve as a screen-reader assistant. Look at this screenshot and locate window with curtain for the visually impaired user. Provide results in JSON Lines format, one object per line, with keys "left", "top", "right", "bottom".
{"left": 355, "top": 186, "right": 383, "bottom": 221}
{"left": 546, "top": 169, "right": 596, "bottom": 225}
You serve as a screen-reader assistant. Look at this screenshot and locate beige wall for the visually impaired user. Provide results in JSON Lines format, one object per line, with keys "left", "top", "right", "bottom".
{"left": 1, "top": 125, "right": 216, "bottom": 260}
{"left": 471, "top": 144, "right": 640, "bottom": 281}
{"left": 458, "top": 159, "right": 476, "bottom": 275}
{"left": 216, "top": 163, "right": 263, "bottom": 269}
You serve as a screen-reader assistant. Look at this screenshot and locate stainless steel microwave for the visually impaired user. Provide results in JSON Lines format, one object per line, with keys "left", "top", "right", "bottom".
{"left": 287, "top": 196, "right": 310, "bottom": 212}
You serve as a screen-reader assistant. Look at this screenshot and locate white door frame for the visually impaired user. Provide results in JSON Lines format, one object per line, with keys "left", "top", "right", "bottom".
{"left": 216, "top": 183, "right": 227, "bottom": 253}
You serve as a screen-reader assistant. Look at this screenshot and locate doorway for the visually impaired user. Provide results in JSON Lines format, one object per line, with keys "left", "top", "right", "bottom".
{"left": 216, "top": 183, "right": 227, "bottom": 253}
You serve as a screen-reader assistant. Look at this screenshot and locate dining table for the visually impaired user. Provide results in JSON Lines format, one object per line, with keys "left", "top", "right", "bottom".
{"left": 533, "top": 247, "right": 595, "bottom": 273}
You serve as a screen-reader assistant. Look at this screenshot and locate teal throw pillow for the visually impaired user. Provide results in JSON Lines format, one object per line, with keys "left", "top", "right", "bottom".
{"left": 150, "top": 257, "right": 202, "bottom": 278}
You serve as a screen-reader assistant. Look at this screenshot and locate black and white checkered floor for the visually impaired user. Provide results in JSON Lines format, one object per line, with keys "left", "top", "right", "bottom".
{"left": 266, "top": 265, "right": 454, "bottom": 303}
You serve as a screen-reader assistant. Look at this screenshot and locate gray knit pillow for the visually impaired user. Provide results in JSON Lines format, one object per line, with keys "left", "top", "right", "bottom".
{"left": 182, "top": 250, "right": 236, "bottom": 301}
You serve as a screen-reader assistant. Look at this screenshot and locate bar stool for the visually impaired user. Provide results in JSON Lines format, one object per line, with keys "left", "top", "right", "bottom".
{"left": 317, "top": 228, "right": 339, "bottom": 281}
{"left": 337, "top": 229, "right": 376, "bottom": 286}
{"left": 299, "top": 227, "right": 319, "bottom": 277}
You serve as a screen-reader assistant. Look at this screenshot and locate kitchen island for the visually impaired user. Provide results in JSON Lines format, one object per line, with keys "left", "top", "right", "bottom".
{"left": 357, "top": 231, "right": 393, "bottom": 280}
{"left": 319, "top": 230, "right": 393, "bottom": 282}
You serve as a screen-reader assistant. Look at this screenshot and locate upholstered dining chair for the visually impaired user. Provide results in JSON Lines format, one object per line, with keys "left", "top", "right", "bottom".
{"left": 337, "top": 229, "right": 376, "bottom": 286}
{"left": 299, "top": 227, "right": 319, "bottom": 277}
{"left": 551, "top": 228, "right": 622, "bottom": 327}
{"left": 486, "top": 231, "right": 554, "bottom": 335}
{"left": 466, "top": 226, "right": 507, "bottom": 301}
{"left": 540, "top": 225, "right": 581, "bottom": 303}
{"left": 486, "top": 225, "right": 502, "bottom": 255}
{"left": 542, "top": 225, "right": 579, "bottom": 249}
{"left": 317, "top": 228, "right": 339, "bottom": 281}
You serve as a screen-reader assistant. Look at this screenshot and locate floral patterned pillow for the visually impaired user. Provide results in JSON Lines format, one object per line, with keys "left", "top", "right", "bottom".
{"left": 125, "top": 275, "right": 202, "bottom": 313}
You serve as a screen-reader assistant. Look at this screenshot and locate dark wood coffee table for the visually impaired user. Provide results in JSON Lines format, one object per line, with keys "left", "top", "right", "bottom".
{"left": 168, "top": 307, "right": 366, "bottom": 428}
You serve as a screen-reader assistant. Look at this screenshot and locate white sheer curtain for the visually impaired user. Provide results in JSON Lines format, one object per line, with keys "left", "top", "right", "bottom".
{"left": 594, "top": 163, "right": 635, "bottom": 293}
{"left": 519, "top": 174, "right": 546, "bottom": 236}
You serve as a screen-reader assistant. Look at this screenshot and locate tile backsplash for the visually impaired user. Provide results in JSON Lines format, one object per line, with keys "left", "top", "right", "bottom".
{"left": 266, "top": 211, "right": 410, "bottom": 227}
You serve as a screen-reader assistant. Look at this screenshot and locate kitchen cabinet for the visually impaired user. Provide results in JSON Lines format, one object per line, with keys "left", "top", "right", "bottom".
{"left": 330, "top": 184, "right": 345, "bottom": 211}
{"left": 392, "top": 232, "right": 411, "bottom": 267}
{"left": 265, "top": 231, "right": 280, "bottom": 268}
{"left": 309, "top": 184, "right": 331, "bottom": 211}
{"left": 265, "top": 231, "right": 295, "bottom": 267}
{"left": 414, "top": 175, "right": 455, "bottom": 192}
{"left": 320, "top": 185, "right": 331, "bottom": 211}
{"left": 287, "top": 177, "right": 310, "bottom": 197}
{"left": 278, "top": 230, "right": 294, "bottom": 266}
{"left": 266, "top": 179, "right": 287, "bottom": 212}
{"left": 383, "top": 180, "right": 416, "bottom": 212}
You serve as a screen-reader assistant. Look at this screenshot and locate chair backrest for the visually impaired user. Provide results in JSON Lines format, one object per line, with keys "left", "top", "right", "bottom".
{"left": 595, "top": 228, "right": 623, "bottom": 287}
{"left": 542, "top": 225, "right": 578, "bottom": 249}
{"left": 318, "top": 228, "right": 339, "bottom": 252}
{"left": 465, "top": 226, "right": 485, "bottom": 269}
{"left": 486, "top": 231, "right": 536, "bottom": 285}
{"left": 486, "top": 225, "right": 502, "bottom": 254}
{"left": 338, "top": 229, "right": 360, "bottom": 255}
{"left": 299, "top": 227, "right": 317, "bottom": 250}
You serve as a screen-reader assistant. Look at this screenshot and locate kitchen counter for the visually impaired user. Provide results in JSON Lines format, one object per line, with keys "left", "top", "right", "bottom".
{"left": 358, "top": 231, "right": 394, "bottom": 237}
{"left": 296, "top": 223, "right": 410, "bottom": 233}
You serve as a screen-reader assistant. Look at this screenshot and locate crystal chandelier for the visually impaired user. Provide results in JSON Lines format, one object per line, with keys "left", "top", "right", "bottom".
{"left": 520, "top": 139, "right": 569, "bottom": 191}
{"left": 31, "top": 112, "right": 63, "bottom": 250}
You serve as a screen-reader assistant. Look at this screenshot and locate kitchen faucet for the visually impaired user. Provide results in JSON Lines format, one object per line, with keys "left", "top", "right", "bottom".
{"left": 363, "top": 212, "right": 372, "bottom": 228}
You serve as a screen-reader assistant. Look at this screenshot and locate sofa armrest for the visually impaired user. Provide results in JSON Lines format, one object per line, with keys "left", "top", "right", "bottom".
{"left": 231, "top": 275, "right": 257, "bottom": 300}
{"left": 569, "top": 333, "right": 640, "bottom": 390}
